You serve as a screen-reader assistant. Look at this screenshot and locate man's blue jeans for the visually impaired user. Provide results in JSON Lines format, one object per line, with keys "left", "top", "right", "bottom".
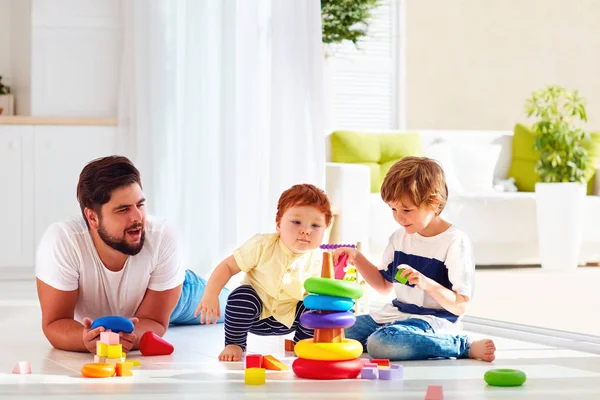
{"left": 169, "top": 270, "right": 230, "bottom": 325}
{"left": 344, "top": 314, "right": 471, "bottom": 361}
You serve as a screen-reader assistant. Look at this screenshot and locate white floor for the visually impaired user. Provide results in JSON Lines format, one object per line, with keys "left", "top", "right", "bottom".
{"left": 2, "top": 280, "right": 600, "bottom": 399}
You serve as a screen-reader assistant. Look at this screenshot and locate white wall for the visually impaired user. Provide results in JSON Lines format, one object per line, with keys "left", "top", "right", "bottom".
{"left": 30, "top": 0, "right": 122, "bottom": 116}
{"left": 0, "top": 0, "right": 11, "bottom": 85}
{"left": 10, "top": 0, "right": 31, "bottom": 115}
{"left": 405, "top": 0, "right": 600, "bottom": 131}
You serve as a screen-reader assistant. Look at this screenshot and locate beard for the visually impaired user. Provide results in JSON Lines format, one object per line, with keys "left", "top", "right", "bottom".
{"left": 97, "top": 220, "right": 145, "bottom": 256}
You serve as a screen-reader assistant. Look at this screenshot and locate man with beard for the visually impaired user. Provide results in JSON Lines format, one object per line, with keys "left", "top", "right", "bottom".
{"left": 35, "top": 156, "right": 229, "bottom": 353}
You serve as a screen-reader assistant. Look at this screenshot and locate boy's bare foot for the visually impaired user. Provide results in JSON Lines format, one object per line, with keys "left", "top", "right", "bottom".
{"left": 469, "top": 339, "right": 496, "bottom": 362}
{"left": 218, "top": 344, "right": 243, "bottom": 362}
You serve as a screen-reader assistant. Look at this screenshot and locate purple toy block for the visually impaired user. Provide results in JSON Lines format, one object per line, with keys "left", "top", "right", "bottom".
{"left": 360, "top": 367, "right": 378, "bottom": 380}
{"left": 378, "top": 364, "right": 403, "bottom": 380}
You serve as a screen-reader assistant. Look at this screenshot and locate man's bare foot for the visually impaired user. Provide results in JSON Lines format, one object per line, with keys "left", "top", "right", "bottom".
{"left": 218, "top": 344, "right": 244, "bottom": 362}
{"left": 469, "top": 339, "right": 496, "bottom": 362}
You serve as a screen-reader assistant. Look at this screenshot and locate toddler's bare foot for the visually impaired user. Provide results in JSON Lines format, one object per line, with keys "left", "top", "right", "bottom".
{"left": 218, "top": 344, "right": 243, "bottom": 362}
{"left": 469, "top": 339, "right": 496, "bottom": 362}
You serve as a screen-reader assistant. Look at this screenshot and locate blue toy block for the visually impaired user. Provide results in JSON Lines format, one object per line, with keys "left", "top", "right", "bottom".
{"left": 361, "top": 367, "right": 378, "bottom": 379}
{"left": 378, "top": 364, "right": 403, "bottom": 380}
{"left": 91, "top": 316, "right": 134, "bottom": 333}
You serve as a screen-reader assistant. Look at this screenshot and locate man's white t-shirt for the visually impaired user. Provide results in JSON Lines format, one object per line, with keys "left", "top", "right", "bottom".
{"left": 370, "top": 225, "right": 475, "bottom": 333}
{"left": 35, "top": 215, "right": 186, "bottom": 322}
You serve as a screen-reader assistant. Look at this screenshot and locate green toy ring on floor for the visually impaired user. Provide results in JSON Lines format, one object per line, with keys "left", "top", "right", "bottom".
{"left": 304, "top": 277, "right": 364, "bottom": 299}
{"left": 484, "top": 369, "right": 527, "bottom": 386}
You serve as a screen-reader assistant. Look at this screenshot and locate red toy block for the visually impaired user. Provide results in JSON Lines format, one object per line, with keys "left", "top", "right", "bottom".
{"left": 425, "top": 385, "right": 444, "bottom": 400}
{"left": 12, "top": 361, "right": 31, "bottom": 374}
{"left": 370, "top": 358, "right": 390, "bottom": 367}
{"left": 246, "top": 354, "right": 263, "bottom": 369}
{"left": 139, "top": 331, "right": 174, "bottom": 356}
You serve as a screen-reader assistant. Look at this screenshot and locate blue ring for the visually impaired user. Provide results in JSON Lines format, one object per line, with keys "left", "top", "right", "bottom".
{"left": 303, "top": 294, "right": 354, "bottom": 312}
{"left": 91, "top": 316, "right": 134, "bottom": 333}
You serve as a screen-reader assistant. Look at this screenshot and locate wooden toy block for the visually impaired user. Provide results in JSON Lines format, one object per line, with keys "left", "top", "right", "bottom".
{"left": 121, "top": 352, "right": 126, "bottom": 359}
{"left": 370, "top": 358, "right": 390, "bottom": 367}
{"left": 262, "top": 355, "right": 289, "bottom": 371}
{"left": 139, "top": 331, "right": 174, "bottom": 356}
{"left": 116, "top": 361, "right": 134, "bottom": 377}
{"left": 106, "top": 357, "right": 126, "bottom": 365}
{"left": 378, "top": 364, "right": 403, "bottom": 380}
{"left": 284, "top": 339, "right": 295, "bottom": 352}
{"left": 107, "top": 344, "right": 123, "bottom": 359}
{"left": 129, "top": 359, "right": 142, "bottom": 367}
{"left": 360, "top": 367, "right": 378, "bottom": 379}
{"left": 94, "top": 355, "right": 107, "bottom": 364}
{"left": 100, "top": 331, "right": 120, "bottom": 345}
{"left": 96, "top": 342, "right": 108, "bottom": 357}
{"left": 12, "top": 361, "right": 31, "bottom": 374}
{"left": 244, "top": 368, "right": 266, "bottom": 385}
{"left": 246, "top": 354, "right": 263, "bottom": 369}
{"left": 425, "top": 385, "right": 444, "bottom": 400}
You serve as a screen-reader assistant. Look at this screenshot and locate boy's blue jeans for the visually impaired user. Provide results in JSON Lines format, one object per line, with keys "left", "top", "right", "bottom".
{"left": 169, "top": 269, "right": 230, "bottom": 325}
{"left": 344, "top": 314, "right": 471, "bottom": 361}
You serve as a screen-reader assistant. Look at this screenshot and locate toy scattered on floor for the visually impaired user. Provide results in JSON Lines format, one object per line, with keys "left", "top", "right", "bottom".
{"left": 246, "top": 354, "right": 263, "bottom": 369}
{"left": 139, "top": 331, "right": 174, "bottom": 356}
{"left": 284, "top": 339, "right": 295, "bottom": 352}
{"left": 81, "top": 363, "right": 116, "bottom": 378}
{"left": 360, "top": 361, "right": 402, "bottom": 381}
{"left": 91, "top": 316, "right": 134, "bottom": 333}
{"left": 378, "top": 364, "right": 403, "bottom": 380}
{"left": 12, "top": 361, "right": 31, "bottom": 374}
{"left": 484, "top": 368, "right": 527, "bottom": 387}
{"left": 292, "top": 252, "right": 365, "bottom": 380}
{"left": 425, "top": 385, "right": 444, "bottom": 399}
{"left": 244, "top": 367, "right": 266, "bottom": 385}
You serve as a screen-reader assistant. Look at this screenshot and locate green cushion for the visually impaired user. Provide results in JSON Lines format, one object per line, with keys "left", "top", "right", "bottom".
{"left": 330, "top": 131, "right": 423, "bottom": 193}
{"left": 507, "top": 123, "right": 600, "bottom": 194}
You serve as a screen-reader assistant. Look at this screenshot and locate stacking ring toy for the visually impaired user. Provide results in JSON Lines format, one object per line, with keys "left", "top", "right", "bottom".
{"left": 484, "top": 369, "right": 527, "bottom": 387}
{"left": 304, "top": 277, "right": 364, "bottom": 299}
{"left": 92, "top": 316, "right": 134, "bottom": 333}
{"left": 303, "top": 294, "right": 354, "bottom": 312}
{"left": 292, "top": 357, "right": 364, "bottom": 380}
{"left": 300, "top": 311, "right": 356, "bottom": 329}
{"left": 81, "top": 363, "right": 116, "bottom": 378}
{"left": 295, "top": 338, "right": 363, "bottom": 361}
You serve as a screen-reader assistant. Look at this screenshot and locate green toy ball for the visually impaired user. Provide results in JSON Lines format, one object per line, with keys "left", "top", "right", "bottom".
{"left": 484, "top": 369, "right": 527, "bottom": 387}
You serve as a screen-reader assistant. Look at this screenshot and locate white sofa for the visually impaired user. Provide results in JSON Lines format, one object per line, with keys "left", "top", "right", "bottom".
{"left": 325, "top": 129, "right": 600, "bottom": 266}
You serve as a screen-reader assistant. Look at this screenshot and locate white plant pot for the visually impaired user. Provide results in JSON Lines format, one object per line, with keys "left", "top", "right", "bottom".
{"left": 535, "top": 182, "right": 586, "bottom": 271}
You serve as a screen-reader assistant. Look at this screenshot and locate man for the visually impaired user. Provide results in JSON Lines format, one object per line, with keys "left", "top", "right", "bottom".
{"left": 36, "top": 156, "right": 229, "bottom": 353}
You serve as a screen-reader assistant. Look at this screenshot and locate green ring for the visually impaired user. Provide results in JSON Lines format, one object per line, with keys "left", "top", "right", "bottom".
{"left": 484, "top": 369, "right": 527, "bottom": 387}
{"left": 304, "top": 277, "right": 364, "bottom": 299}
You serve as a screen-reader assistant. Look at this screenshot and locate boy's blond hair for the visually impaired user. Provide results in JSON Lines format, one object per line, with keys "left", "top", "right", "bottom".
{"left": 380, "top": 156, "right": 448, "bottom": 214}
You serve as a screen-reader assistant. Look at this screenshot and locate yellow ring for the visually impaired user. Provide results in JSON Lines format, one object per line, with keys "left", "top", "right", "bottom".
{"left": 295, "top": 338, "right": 363, "bottom": 361}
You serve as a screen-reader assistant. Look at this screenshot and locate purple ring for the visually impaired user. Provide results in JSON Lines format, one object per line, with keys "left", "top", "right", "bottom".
{"left": 300, "top": 311, "right": 356, "bottom": 329}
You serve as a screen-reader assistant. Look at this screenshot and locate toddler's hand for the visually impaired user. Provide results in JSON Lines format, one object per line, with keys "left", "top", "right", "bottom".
{"left": 194, "top": 295, "right": 221, "bottom": 325}
{"left": 332, "top": 247, "right": 358, "bottom": 266}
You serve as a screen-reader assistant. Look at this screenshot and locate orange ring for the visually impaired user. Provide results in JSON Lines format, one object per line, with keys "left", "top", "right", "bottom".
{"left": 81, "top": 363, "right": 116, "bottom": 378}
{"left": 295, "top": 338, "right": 363, "bottom": 361}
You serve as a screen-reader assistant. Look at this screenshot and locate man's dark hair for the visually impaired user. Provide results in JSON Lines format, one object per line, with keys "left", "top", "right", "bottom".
{"left": 76, "top": 156, "right": 142, "bottom": 226}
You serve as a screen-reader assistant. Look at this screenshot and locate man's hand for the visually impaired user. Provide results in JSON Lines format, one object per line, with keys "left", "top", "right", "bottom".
{"left": 119, "top": 317, "right": 139, "bottom": 353}
{"left": 194, "top": 295, "right": 221, "bottom": 324}
{"left": 82, "top": 317, "right": 105, "bottom": 354}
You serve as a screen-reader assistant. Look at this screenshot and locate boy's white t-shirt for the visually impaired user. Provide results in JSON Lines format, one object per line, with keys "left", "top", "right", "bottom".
{"left": 35, "top": 216, "right": 186, "bottom": 322}
{"left": 370, "top": 225, "right": 475, "bottom": 333}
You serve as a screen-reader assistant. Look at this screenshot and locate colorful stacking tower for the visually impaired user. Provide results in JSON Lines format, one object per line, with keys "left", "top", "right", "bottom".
{"left": 81, "top": 331, "right": 134, "bottom": 378}
{"left": 292, "top": 252, "right": 365, "bottom": 380}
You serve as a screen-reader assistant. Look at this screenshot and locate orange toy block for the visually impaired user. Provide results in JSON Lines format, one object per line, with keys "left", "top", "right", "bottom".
{"left": 116, "top": 361, "right": 134, "bottom": 377}
{"left": 284, "top": 339, "right": 295, "bottom": 352}
{"left": 370, "top": 358, "right": 390, "bottom": 367}
{"left": 246, "top": 354, "right": 263, "bottom": 369}
{"left": 262, "top": 355, "right": 289, "bottom": 371}
{"left": 12, "top": 361, "right": 31, "bottom": 374}
{"left": 425, "top": 385, "right": 444, "bottom": 400}
{"left": 100, "top": 331, "right": 120, "bottom": 345}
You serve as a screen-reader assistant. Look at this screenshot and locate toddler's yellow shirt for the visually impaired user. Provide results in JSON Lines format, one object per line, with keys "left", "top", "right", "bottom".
{"left": 233, "top": 233, "right": 323, "bottom": 328}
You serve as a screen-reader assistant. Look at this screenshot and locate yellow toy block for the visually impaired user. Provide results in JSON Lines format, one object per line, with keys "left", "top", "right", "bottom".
{"left": 94, "top": 355, "right": 107, "bottom": 363}
{"left": 262, "top": 355, "right": 289, "bottom": 371}
{"left": 96, "top": 342, "right": 108, "bottom": 357}
{"left": 107, "top": 344, "right": 123, "bottom": 359}
{"left": 244, "top": 368, "right": 266, "bottom": 385}
{"left": 106, "top": 357, "right": 126, "bottom": 365}
{"left": 116, "top": 361, "right": 134, "bottom": 377}
{"left": 129, "top": 360, "right": 142, "bottom": 367}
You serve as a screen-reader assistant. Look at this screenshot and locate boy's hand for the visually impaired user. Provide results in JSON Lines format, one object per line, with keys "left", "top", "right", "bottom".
{"left": 332, "top": 247, "right": 359, "bottom": 266}
{"left": 194, "top": 295, "right": 221, "bottom": 325}
{"left": 398, "top": 265, "right": 431, "bottom": 291}
{"left": 82, "top": 317, "right": 104, "bottom": 354}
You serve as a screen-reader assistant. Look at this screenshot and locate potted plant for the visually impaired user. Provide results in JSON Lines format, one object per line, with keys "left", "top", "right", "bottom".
{"left": 0, "top": 75, "right": 14, "bottom": 116}
{"left": 525, "top": 85, "right": 589, "bottom": 271}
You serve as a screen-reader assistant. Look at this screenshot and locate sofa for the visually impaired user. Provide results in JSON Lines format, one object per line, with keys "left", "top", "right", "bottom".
{"left": 325, "top": 128, "right": 600, "bottom": 266}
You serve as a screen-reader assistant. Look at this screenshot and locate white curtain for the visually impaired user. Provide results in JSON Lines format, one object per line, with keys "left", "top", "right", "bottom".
{"left": 118, "top": 0, "right": 325, "bottom": 275}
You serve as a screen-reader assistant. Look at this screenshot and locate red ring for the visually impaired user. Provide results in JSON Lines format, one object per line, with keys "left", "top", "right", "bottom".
{"left": 292, "top": 357, "right": 364, "bottom": 380}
